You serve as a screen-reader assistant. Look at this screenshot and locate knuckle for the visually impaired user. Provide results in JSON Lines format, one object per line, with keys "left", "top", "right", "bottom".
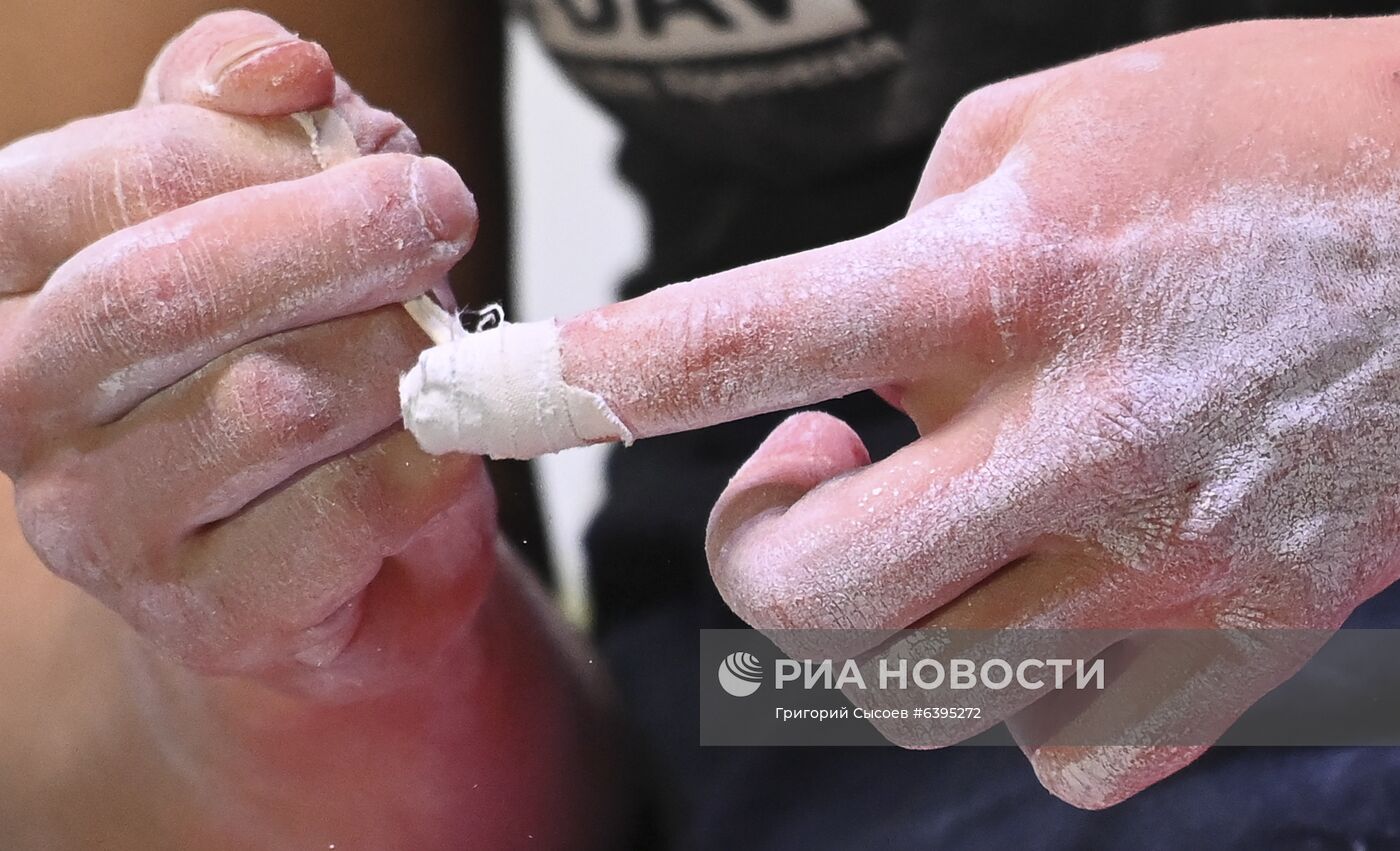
{"left": 925, "top": 74, "right": 1048, "bottom": 203}
{"left": 948, "top": 81, "right": 1007, "bottom": 125}
{"left": 947, "top": 76, "right": 1035, "bottom": 139}
{"left": 211, "top": 352, "right": 333, "bottom": 457}
{"left": 0, "top": 182, "right": 35, "bottom": 296}
{"left": 61, "top": 249, "right": 212, "bottom": 378}
{"left": 13, "top": 459, "right": 144, "bottom": 594}
{"left": 90, "top": 120, "right": 201, "bottom": 229}
{"left": 113, "top": 111, "right": 229, "bottom": 219}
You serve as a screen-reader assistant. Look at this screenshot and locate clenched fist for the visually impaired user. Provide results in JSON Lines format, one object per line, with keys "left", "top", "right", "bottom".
{"left": 0, "top": 11, "right": 491, "bottom": 697}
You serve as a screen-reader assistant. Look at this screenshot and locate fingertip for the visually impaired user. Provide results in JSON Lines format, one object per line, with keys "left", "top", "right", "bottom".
{"left": 328, "top": 86, "right": 422, "bottom": 155}
{"left": 742, "top": 411, "right": 870, "bottom": 477}
{"left": 1027, "top": 747, "right": 1120, "bottom": 810}
{"left": 706, "top": 411, "right": 869, "bottom": 566}
{"left": 374, "top": 124, "right": 422, "bottom": 155}
{"left": 410, "top": 156, "right": 478, "bottom": 247}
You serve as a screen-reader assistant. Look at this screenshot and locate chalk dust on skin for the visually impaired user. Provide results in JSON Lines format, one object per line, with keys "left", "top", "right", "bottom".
{"left": 41, "top": 110, "right": 454, "bottom": 426}
{"left": 400, "top": 142, "right": 1400, "bottom": 637}
{"left": 399, "top": 131, "right": 1400, "bottom": 802}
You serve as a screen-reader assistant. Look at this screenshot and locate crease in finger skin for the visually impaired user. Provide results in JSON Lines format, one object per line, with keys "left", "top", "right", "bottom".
{"left": 174, "top": 429, "right": 483, "bottom": 675}
{"left": 715, "top": 383, "right": 1055, "bottom": 638}
{"left": 1017, "top": 628, "right": 1326, "bottom": 809}
{"left": 834, "top": 550, "right": 1132, "bottom": 750}
{"left": 148, "top": 426, "right": 403, "bottom": 670}
{"left": 291, "top": 588, "right": 367, "bottom": 668}
{"left": 289, "top": 105, "right": 449, "bottom": 342}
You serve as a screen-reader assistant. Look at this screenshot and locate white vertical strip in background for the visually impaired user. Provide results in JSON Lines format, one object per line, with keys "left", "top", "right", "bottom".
{"left": 505, "top": 20, "right": 648, "bottom": 623}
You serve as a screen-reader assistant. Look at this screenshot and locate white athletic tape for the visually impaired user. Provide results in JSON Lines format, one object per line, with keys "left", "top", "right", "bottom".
{"left": 400, "top": 319, "right": 633, "bottom": 459}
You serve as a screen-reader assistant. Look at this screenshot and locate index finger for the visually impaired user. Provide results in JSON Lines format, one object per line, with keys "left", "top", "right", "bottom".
{"left": 402, "top": 180, "right": 1042, "bottom": 459}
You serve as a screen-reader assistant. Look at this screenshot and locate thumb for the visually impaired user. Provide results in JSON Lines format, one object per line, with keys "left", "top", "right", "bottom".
{"left": 139, "top": 10, "right": 335, "bottom": 116}
{"left": 704, "top": 411, "right": 870, "bottom": 617}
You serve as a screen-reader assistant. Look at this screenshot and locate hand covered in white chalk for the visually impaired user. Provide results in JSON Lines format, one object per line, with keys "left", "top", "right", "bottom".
{"left": 0, "top": 12, "right": 494, "bottom": 698}
{"left": 413, "top": 18, "right": 1400, "bottom": 805}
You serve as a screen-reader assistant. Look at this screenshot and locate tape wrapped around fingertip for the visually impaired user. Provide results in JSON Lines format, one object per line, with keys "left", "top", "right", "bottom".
{"left": 400, "top": 318, "right": 634, "bottom": 460}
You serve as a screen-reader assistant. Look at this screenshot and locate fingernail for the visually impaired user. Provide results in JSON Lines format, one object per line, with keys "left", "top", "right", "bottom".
{"left": 410, "top": 157, "right": 478, "bottom": 245}
{"left": 203, "top": 34, "right": 301, "bottom": 91}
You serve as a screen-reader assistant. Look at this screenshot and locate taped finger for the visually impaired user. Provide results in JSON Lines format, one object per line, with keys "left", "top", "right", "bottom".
{"left": 401, "top": 179, "right": 1052, "bottom": 459}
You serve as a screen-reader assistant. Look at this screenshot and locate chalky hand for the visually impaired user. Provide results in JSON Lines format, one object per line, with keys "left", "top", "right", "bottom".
{"left": 407, "top": 18, "right": 1400, "bottom": 806}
